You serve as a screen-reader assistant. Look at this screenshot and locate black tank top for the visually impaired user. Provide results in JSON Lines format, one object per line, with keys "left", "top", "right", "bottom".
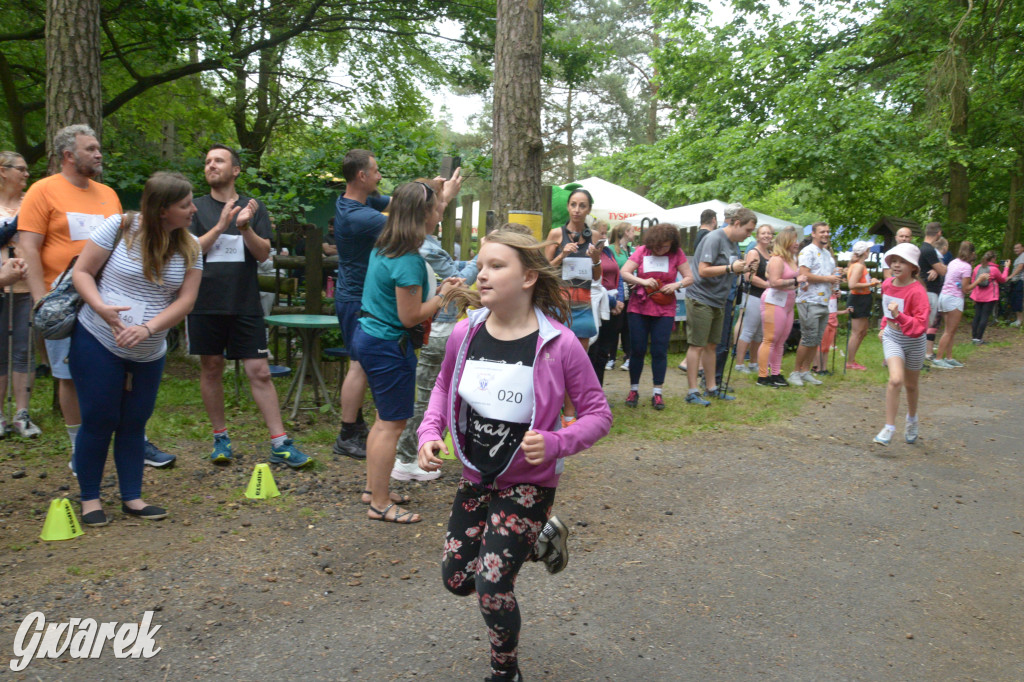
{"left": 556, "top": 224, "right": 593, "bottom": 307}
{"left": 748, "top": 248, "right": 768, "bottom": 298}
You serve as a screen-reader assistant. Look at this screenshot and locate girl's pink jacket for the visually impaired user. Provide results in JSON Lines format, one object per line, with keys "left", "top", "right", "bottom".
{"left": 418, "top": 306, "right": 612, "bottom": 490}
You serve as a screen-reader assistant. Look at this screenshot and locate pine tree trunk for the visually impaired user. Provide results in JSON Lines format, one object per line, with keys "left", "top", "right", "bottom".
{"left": 565, "top": 85, "right": 575, "bottom": 182}
{"left": 1003, "top": 152, "right": 1024, "bottom": 255}
{"left": 492, "top": 0, "right": 544, "bottom": 222}
{"left": 45, "top": 0, "right": 103, "bottom": 174}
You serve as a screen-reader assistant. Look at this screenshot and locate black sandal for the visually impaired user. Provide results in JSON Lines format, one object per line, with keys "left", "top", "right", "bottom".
{"left": 361, "top": 490, "right": 411, "bottom": 505}
{"left": 367, "top": 504, "right": 421, "bottom": 524}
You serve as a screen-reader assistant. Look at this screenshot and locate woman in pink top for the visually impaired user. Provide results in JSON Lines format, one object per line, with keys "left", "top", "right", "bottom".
{"left": 619, "top": 223, "right": 693, "bottom": 409}
{"left": 969, "top": 250, "right": 1010, "bottom": 344}
{"left": 757, "top": 226, "right": 807, "bottom": 387}
{"left": 935, "top": 241, "right": 985, "bottom": 368}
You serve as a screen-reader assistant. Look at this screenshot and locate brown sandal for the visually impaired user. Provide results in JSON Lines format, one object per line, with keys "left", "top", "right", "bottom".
{"left": 368, "top": 504, "right": 421, "bottom": 524}
{"left": 361, "top": 490, "right": 411, "bottom": 505}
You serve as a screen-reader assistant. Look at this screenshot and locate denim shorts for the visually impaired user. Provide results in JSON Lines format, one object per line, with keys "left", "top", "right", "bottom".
{"left": 351, "top": 325, "right": 417, "bottom": 422}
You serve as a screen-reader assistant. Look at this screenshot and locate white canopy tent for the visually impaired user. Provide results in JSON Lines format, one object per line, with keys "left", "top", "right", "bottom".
{"left": 571, "top": 177, "right": 664, "bottom": 224}
{"left": 625, "top": 199, "right": 799, "bottom": 231}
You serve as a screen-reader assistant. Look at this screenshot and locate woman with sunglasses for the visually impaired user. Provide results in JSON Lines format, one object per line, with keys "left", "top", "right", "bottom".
{"left": 353, "top": 179, "right": 464, "bottom": 524}
{"left": 0, "top": 151, "right": 41, "bottom": 438}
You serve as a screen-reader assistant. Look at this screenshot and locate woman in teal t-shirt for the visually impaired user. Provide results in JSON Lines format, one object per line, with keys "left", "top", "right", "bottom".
{"left": 353, "top": 179, "right": 463, "bottom": 524}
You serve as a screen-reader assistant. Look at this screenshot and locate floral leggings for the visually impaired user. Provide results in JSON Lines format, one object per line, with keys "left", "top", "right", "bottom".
{"left": 442, "top": 477, "right": 557, "bottom": 678}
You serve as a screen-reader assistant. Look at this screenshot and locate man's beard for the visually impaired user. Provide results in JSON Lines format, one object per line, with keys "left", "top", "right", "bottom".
{"left": 75, "top": 157, "right": 100, "bottom": 177}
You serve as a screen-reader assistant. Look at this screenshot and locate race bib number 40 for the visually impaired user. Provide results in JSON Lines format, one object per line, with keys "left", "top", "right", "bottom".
{"left": 104, "top": 292, "right": 147, "bottom": 327}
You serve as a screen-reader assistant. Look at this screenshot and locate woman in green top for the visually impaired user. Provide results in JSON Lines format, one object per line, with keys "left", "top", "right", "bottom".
{"left": 352, "top": 180, "right": 463, "bottom": 524}
{"left": 607, "top": 221, "right": 635, "bottom": 370}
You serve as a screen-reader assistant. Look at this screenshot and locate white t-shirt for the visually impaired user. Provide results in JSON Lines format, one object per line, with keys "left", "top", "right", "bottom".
{"left": 796, "top": 243, "right": 836, "bottom": 306}
{"left": 78, "top": 215, "right": 202, "bottom": 361}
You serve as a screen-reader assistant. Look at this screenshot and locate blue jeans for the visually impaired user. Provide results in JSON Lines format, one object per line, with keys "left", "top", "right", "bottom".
{"left": 628, "top": 312, "right": 674, "bottom": 386}
{"left": 69, "top": 325, "right": 165, "bottom": 502}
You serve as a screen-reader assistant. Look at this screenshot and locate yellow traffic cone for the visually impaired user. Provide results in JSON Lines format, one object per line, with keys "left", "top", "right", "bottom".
{"left": 245, "top": 463, "right": 281, "bottom": 499}
{"left": 441, "top": 430, "right": 456, "bottom": 460}
{"left": 40, "top": 498, "right": 85, "bottom": 541}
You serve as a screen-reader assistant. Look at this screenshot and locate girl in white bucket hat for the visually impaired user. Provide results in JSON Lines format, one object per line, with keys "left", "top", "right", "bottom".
{"left": 873, "top": 243, "right": 929, "bottom": 445}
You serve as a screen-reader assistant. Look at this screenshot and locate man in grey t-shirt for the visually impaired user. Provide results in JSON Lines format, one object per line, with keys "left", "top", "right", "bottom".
{"left": 683, "top": 208, "right": 756, "bottom": 405}
{"left": 1009, "top": 242, "right": 1024, "bottom": 327}
{"left": 791, "top": 222, "right": 840, "bottom": 386}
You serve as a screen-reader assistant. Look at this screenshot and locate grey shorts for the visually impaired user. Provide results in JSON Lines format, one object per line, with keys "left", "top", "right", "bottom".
{"left": 797, "top": 302, "right": 829, "bottom": 347}
{"left": 45, "top": 336, "right": 73, "bottom": 380}
{"left": 927, "top": 292, "right": 940, "bottom": 328}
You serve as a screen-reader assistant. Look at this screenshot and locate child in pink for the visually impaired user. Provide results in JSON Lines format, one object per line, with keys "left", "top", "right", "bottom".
{"left": 874, "top": 243, "right": 930, "bottom": 446}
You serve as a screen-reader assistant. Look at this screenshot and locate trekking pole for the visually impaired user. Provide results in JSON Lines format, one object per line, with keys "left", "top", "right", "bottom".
{"left": 720, "top": 277, "right": 748, "bottom": 396}
{"left": 25, "top": 292, "right": 35, "bottom": 421}
{"left": 5, "top": 283, "right": 13, "bottom": 430}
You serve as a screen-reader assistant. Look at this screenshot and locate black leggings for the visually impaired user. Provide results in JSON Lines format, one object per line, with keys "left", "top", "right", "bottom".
{"left": 588, "top": 309, "right": 626, "bottom": 385}
{"left": 971, "top": 300, "right": 997, "bottom": 340}
{"left": 442, "top": 478, "right": 556, "bottom": 678}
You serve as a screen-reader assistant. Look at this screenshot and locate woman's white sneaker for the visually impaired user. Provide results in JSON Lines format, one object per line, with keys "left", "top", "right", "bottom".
{"left": 390, "top": 458, "right": 441, "bottom": 482}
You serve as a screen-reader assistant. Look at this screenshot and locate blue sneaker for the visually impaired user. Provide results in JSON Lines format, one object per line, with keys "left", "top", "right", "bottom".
{"left": 269, "top": 439, "right": 311, "bottom": 468}
{"left": 685, "top": 391, "right": 711, "bottom": 407}
{"left": 704, "top": 388, "right": 736, "bottom": 401}
{"left": 210, "top": 435, "right": 232, "bottom": 464}
{"left": 144, "top": 440, "right": 176, "bottom": 468}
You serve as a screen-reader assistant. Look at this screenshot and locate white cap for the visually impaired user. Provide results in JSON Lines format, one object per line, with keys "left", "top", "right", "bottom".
{"left": 851, "top": 240, "right": 874, "bottom": 256}
{"left": 884, "top": 243, "right": 920, "bottom": 270}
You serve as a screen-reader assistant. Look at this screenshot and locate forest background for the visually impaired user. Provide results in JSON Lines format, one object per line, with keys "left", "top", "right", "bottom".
{"left": 2, "top": 0, "right": 1021, "bottom": 253}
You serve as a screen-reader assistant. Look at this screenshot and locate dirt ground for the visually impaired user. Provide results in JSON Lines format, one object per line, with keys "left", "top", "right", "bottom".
{"left": 1, "top": 328, "right": 1022, "bottom": 681}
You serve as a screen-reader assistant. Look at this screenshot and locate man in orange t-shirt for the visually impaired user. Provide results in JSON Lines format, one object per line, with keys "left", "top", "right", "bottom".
{"left": 18, "top": 125, "right": 123, "bottom": 465}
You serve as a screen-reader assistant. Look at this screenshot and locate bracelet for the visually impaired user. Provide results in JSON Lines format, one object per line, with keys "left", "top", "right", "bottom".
{"left": 142, "top": 323, "right": 153, "bottom": 337}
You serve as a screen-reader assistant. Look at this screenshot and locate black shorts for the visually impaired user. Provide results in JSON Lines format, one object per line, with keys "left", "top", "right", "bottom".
{"left": 849, "top": 294, "right": 872, "bottom": 319}
{"left": 187, "top": 314, "right": 269, "bottom": 359}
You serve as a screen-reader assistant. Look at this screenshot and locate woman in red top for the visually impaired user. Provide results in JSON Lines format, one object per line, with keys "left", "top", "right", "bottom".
{"left": 588, "top": 221, "right": 626, "bottom": 385}
{"left": 969, "top": 250, "right": 1010, "bottom": 344}
{"left": 873, "top": 243, "right": 930, "bottom": 446}
{"left": 620, "top": 223, "right": 693, "bottom": 409}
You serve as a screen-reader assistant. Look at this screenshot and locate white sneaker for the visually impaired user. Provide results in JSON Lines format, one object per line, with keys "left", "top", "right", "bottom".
{"left": 12, "top": 410, "right": 41, "bottom": 438}
{"left": 1011, "top": 320, "right": 1022, "bottom": 328}
{"left": 734, "top": 363, "right": 751, "bottom": 374}
{"left": 605, "top": 359, "right": 615, "bottom": 371}
{"left": 391, "top": 458, "right": 441, "bottom": 482}
{"left": 801, "top": 371, "right": 823, "bottom": 385}
{"left": 873, "top": 426, "right": 894, "bottom": 445}
{"left": 0, "top": 414, "right": 6, "bottom": 438}
{"left": 747, "top": 362, "right": 759, "bottom": 371}
{"left": 787, "top": 371, "right": 805, "bottom": 387}
{"left": 905, "top": 419, "right": 919, "bottom": 444}
{"left": 620, "top": 359, "right": 630, "bottom": 371}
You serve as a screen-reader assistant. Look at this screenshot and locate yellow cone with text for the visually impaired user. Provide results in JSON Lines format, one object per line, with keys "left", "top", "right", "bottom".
{"left": 40, "top": 498, "right": 85, "bottom": 541}
{"left": 245, "top": 463, "right": 281, "bottom": 499}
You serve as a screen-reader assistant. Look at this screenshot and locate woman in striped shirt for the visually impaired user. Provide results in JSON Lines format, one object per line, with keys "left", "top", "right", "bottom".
{"left": 70, "top": 172, "right": 203, "bottom": 527}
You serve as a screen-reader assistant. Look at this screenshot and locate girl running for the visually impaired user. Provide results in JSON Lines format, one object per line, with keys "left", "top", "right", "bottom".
{"left": 757, "top": 226, "right": 807, "bottom": 387}
{"left": 418, "top": 230, "right": 612, "bottom": 682}
{"left": 874, "top": 243, "right": 929, "bottom": 445}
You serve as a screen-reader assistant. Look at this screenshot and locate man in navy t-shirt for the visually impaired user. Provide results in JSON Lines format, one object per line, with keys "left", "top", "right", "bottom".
{"left": 332, "top": 149, "right": 391, "bottom": 459}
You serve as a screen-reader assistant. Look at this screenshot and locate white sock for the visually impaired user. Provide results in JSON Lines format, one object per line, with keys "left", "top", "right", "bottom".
{"left": 652, "top": 387, "right": 663, "bottom": 396}
{"left": 271, "top": 433, "right": 288, "bottom": 448}
{"left": 66, "top": 424, "right": 80, "bottom": 453}
{"left": 630, "top": 384, "right": 639, "bottom": 391}
{"left": 906, "top": 415, "right": 918, "bottom": 423}
{"left": 884, "top": 424, "right": 895, "bottom": 431}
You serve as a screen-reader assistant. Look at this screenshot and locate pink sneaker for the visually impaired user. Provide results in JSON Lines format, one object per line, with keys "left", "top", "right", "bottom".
{"left": 846, "top": 362, "right": 867, "bottom": 371}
